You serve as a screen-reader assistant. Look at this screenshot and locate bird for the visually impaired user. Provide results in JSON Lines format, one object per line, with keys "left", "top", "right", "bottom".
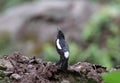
{"left": 55, "top": 29, "right": 69, "bottom": 70}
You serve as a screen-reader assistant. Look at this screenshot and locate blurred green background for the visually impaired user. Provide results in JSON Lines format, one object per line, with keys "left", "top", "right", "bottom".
{"left": 0, "top": 0, "right": 120, "bottom": 70}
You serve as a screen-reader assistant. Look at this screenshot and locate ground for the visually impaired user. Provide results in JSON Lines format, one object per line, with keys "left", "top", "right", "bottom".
{"left": 0, "top": 52, "right": 112, "bottom": 83}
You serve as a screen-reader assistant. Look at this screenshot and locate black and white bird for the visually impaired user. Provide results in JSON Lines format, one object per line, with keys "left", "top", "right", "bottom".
{"left": 55, "top": 29, "right": 69, "bottom": 70}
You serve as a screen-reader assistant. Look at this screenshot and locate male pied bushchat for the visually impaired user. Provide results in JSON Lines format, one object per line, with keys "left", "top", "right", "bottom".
{"left": 55, "top": 29, "right": 69, "bottom": 70}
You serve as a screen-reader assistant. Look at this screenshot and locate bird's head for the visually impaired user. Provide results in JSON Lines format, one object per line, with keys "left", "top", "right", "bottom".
{"left": 57, "top": 30, "right": 65, "bottom": 39}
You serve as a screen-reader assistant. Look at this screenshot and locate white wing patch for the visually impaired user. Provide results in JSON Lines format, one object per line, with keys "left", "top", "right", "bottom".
{"left": 64, "top": 51, "right": 69, "bottom": 58}
{"left": 56, "top": 39, "right": 62, "bottom": 49}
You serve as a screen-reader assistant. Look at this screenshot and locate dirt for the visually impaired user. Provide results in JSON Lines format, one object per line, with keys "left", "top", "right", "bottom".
{"left": 1, "top": 52, "right": 107, "bottom": 83}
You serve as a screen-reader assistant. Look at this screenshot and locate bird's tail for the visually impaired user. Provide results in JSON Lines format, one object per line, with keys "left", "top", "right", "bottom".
{"left": 61, "top": 58, "right": 68, "bottom": 70}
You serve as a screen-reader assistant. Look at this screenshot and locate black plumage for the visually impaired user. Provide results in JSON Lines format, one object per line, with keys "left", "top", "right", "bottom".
{"left": 55, "top": 30, "right": 69, "bottom": 70}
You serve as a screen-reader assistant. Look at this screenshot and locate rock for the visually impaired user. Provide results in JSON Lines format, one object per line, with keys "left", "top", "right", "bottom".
{"left": 11, "top": 73, "right": 21, "bottom": 80}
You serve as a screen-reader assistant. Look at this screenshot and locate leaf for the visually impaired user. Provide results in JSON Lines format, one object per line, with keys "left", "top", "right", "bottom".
{"left": 102, "top": 70, "right": 120, "bottom": 83}
{"left": 0, "top": 66, "right": 6, "bottom": 71}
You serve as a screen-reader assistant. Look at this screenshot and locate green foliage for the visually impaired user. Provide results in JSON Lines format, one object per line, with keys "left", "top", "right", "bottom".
{"left": 82, "top": 6, "right": 120, "bottom": 69}
{"left": 82, "top": 7, "right": 112, "bottom": 42}
{"left": 83, "top": 44, "right": 112, "bottom": 69}
{"left": 0, "top": 32, "right": 10, "bottom": 49}
{"left": 0, "top": 32, "right": 17, "bottom": 56}
{"left": 69, "top": 42, "right": 81, "bottom": 64}
{"left": 5, "top": 0, "right": 33, "bottom": 9}
{"left": 102, "top": 70, "right": 120, "bottom": 83}
{"left": 0, "top": 70, "right": 5, "bottom": 80}
{"left": 0, "top": 0, "right": 34, "bottom": 12}
{"left": 0, "top": 65, "right": 6, "bottom": 82}
{"left": 0, "top": 66, "right": 6, "bottom": 71}
{"left": 0, "top": 32, "right": 16, "bottom": 57}
{"left": 0, "top": 32, "right": 10, "bottom": 54}
{"left": 91, "top": 0, "right": 120, "bottom": 5}
{"left": 43, "top": 43, "right": 58, "bottom": 62}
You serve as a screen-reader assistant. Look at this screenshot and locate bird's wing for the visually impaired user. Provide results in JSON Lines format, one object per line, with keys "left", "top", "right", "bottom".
{"left": 59, "top": 39, "right": 69, "bottom": 52}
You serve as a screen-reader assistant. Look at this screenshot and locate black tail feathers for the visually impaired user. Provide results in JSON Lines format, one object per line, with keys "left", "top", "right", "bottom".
{"left": 56, "top": 59, "right": 68, "bottom": 70}
{"left": 61, "top": 60, "right": 68, "bottom": 70}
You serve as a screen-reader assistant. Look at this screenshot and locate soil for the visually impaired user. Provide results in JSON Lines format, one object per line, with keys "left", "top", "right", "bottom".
{"left": 0, "top": 52, "right": 108, "bottom": 83}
